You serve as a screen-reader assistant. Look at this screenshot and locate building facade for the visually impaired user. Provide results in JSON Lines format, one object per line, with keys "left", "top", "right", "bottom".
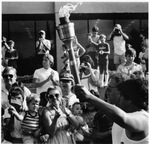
{"left": 2, "top": 2, "right": 148, "bottom": 75}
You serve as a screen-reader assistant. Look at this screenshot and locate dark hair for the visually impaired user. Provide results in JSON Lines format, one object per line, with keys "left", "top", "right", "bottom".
{"left": 72, "top": 102, "right": 81, "bottom": 109}
{"left": 125, "top": 47, "right": 136, "bottom": 57}
{"left": 2, "top": 66, "right": 17, "bottom": 78}
{"left": 92, "top": 26, "right": 99, "bottom": 32}
{"left": 81, "top": 55, "right": 95, "bottom": 68}
{"left": 8, "top": 40, "right": 15, "bottom": 45}
{"left": 109, "top": 72, "right": 128, "bottom": 86}
{"left": 118, "top": 78, "right": 148, "bottom": 111}
{"left": 8, "top": 86, "right": 24, "bottom": 102}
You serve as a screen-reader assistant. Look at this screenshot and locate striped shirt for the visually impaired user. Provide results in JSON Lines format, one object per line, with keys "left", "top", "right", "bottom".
{"left": 21, "top": 111, "right": 40, "bottom": 132}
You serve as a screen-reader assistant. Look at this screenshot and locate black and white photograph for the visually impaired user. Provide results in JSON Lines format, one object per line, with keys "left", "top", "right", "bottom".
{"left": 1, "top": 1, "right": 149, "bottom": 144}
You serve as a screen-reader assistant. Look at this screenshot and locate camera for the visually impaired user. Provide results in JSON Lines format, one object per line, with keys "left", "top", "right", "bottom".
{"left": 114, "top": 27, "right": 120, "bottom": 33}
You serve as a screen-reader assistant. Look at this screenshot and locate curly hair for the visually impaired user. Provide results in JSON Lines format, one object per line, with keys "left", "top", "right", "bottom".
{"left": 118, "top": 78, "right": 148, "bottom": 111}
{"left": 109, "top": 72, "right": 128, "bottom": 86}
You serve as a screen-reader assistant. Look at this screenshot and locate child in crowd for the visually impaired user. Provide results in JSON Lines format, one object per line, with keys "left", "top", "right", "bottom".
{"left": 86, "top": 26, "right": 100, "bottom": 69}
{"left": 8, "top": 93, "right": 43, "bottom": 144}
{"left": 89, "top": 34, "right": 110, "bottom": 87}
{"left": 80, "top": 55, "right": 98, "bottom": 93}
{"left": 71, "top": 102, "right": 91, "bottom": 144}
{"left": 3, "top": 86, "right": 25, "bottom": 143}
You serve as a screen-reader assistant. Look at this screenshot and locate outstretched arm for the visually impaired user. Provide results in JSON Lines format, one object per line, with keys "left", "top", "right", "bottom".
{"left": 75, "top": 85, "right": 148, "bottom": 133}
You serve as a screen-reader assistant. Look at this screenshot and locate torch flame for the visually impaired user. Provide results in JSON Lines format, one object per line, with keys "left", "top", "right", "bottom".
{"left": 59, "top": 2, "right": 82, "bottom": 18}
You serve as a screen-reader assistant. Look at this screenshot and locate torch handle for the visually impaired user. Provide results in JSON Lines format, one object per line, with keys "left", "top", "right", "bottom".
{"left": 66, "top": 39, "right": 81, "bottom": 84}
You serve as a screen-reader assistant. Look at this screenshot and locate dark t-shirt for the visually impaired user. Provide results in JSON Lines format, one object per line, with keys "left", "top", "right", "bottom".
{"left": 5, "top": 49, "right": 18, "bottom": 59}
{"left": 97, "top": 43, "right": 109, "bottom": 60}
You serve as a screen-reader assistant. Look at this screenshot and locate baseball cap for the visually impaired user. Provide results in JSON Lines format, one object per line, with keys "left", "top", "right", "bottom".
{"left": 115, "top": 24, "right": 122, "bottom": 29}
{"left": 60, "top": 73, "right": 74, "bottom": 82}
{"left": 39, "top": 30, "right": 45, "bottom": 35}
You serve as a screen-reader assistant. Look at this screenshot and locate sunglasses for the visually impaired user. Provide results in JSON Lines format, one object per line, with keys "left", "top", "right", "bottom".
{"left": 3, "top": 74, "right": 14, "bottom": 79}
{"left": 47, "top": 93, "right": 60, "bottom": 100}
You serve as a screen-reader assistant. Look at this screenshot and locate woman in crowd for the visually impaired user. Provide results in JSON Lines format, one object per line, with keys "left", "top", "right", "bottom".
{"left": 41, "top": 85, "right": 81, "bottom": 144}
{"left": 5, "top": 40, "right": 18, "bottom": 69}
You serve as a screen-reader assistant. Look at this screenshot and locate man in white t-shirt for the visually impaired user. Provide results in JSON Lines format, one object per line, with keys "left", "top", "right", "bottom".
{"left": 33, "top": 54, "right": 59, "bottom": 106}
{"left": 108, "top": 24, "right": 129, "bottom": 70}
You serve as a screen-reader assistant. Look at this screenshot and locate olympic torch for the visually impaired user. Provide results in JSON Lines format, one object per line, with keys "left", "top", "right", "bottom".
{"left": 57, "top": 3, "right": 82, "bottom": 84}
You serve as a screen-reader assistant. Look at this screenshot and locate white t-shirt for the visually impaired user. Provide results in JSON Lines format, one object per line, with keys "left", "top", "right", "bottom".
{"left": 112, "top": 110, "right": 149, "bottom": 144}
{"left": 117, "top": 62, "right": 143, "bottom": 78}
{"left": 33, "top": 67, "right": 59, "bottom": 95}
{"left": 113, "top": 35, "right": 126, "bottom": 55}
{"left": 80, "top": 73, "right": 98, "bottom": 92}
{"left": 63, "top": 93, "right": 79, "bottom": 109}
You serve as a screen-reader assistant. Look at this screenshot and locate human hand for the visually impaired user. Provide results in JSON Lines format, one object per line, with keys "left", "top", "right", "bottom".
{"left": 48, "top": 71, "right": 54, "bottom": 81}
{"left": 86, "top": 62, "right": 92, "bottom": 70}
{"left": 40, "top": 134, "right": 49, "bottom": 143}
{"left": 8, "top": 105, "right": 17, "bottom": 115}
{"left": 74, "top": 85, "right": 91, "bottom": 102}
{"left": 53, "top": 106, "right": 63, "bottom": 117}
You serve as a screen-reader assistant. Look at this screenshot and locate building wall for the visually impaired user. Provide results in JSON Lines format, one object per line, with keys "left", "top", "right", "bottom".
{"left": 2, "top": 2, "right": 54, "bottom": 14}
{"left": 2, "top": 2, "right": 148, "bottom": 14}
{"left": 2, "top": 2, "right": 148, "bottom": 73}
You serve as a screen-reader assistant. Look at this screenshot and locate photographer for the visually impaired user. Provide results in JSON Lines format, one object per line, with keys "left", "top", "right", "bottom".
{"left": 108, "top": 24, "right": 129, "bottom": 70}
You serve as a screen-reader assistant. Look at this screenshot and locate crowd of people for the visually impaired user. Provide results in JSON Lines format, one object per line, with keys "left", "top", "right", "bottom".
{"left": 1, "top": 24, "right": 149, "bottom": 144}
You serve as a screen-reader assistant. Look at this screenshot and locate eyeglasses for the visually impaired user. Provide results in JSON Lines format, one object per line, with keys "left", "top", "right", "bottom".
{"left": 47, "top": 93, "right": 60, "bottom": 100}
{"left": 3, "top": 74, "right": 14, "bottom": 79}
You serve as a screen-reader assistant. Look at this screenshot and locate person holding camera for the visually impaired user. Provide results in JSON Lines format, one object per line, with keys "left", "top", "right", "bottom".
{"left": 36, "top": 30, "right": 51, "bottom": 68}
{"left": 108, "top": 24, "right": 129, "bottom": 70}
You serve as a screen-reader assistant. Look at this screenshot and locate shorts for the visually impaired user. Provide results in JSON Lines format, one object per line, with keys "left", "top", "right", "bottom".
{"left": 114, "top": 53, "right": 126, "bottom": 65}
